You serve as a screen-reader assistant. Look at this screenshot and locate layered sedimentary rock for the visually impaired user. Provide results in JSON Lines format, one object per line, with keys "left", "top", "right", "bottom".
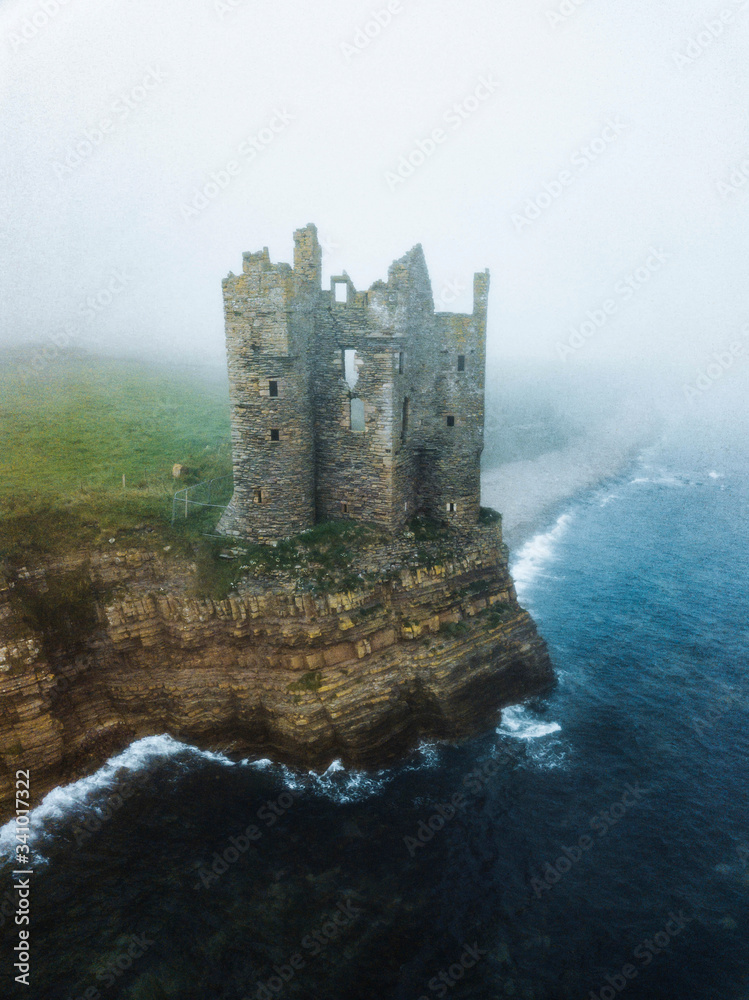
{"left": 0, "top": 522, "right": 552, "bottom": 822}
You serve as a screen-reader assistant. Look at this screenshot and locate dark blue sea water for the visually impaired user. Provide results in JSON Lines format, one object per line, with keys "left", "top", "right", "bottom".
{"left": 2, "top": 415, "right": 748, "bottom": 1000}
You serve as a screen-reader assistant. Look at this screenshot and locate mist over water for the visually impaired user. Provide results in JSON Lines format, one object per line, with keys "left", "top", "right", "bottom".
{"left": 482, "top": 360, "right": 665, "bottom": 548}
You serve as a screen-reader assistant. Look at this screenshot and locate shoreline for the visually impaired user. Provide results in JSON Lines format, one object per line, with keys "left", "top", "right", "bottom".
{"left": 483, "top": 418, "right": 658, "bottom": 552}
{"left": 0, "top": 432, "right": 654, "bottom": 834}
{"left": 0, "top": 521, "right": 553, "bottom": 826}
{"left": 0, "top": 448, "right": 648, "bottom": 836}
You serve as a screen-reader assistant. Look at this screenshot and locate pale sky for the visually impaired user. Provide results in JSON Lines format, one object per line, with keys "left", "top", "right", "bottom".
{"left": 1, "top": 0, "right": 748, "bottom": 378}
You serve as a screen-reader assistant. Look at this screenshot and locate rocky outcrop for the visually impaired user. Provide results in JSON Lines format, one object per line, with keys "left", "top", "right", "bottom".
{"left": 0, "top": 522, "right": 553, "bottom": 822}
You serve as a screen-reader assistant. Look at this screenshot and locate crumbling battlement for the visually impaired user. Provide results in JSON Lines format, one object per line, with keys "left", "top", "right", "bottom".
{"left": 218, "top": 224, "right": 489, "bottom": 542}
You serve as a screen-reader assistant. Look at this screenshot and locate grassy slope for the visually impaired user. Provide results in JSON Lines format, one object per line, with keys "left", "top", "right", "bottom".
{"left": 0, "top": 353, "right": 451, "bottom": 597}
{"left": 0, "top": 353, "right": 232, "bottom": 561}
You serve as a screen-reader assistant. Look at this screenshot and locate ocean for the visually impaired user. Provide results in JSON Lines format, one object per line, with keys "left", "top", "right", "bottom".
{"left": 2, "top": 407, "right": 748, "bottom": 1000}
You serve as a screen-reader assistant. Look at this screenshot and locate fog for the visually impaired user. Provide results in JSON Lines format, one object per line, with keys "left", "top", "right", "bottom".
{"left": 1, "top": 0, "right": 748, "bottom": 387}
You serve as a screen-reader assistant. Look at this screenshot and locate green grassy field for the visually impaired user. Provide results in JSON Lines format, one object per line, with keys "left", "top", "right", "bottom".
{"left": 0, "top": 350, "right": 498, "bottom": 599}
{"left": 0, "top": 352, "right": 232, "bottom": 561}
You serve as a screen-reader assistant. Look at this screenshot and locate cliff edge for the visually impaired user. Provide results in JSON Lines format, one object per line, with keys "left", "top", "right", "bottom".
{"left": 0, "top": 518, "right": 553, "bottom": 822}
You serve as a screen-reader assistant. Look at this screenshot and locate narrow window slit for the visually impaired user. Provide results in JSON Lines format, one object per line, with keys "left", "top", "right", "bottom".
{"left": 350, "top": 397, "right": 365, "bottom": 432}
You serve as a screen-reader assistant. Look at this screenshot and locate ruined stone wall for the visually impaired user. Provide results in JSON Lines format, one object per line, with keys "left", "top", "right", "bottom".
{"left": 312, "top": 293, "right": 403, "bottom": 530}
{"left": 293, "top": 222, "right": 322, "bottom": 286}
{"left": 386, "top": 246, "right": 439, "bottom": 528}
{"left": 219, "top": 227, "right": 489, "bottom": 541}
{"left": 217, "top": 247, "right": 316, "bottom": 541}
{"left": 312, "top": 246, "right": 441, "bottom": 534}
{"left": 425, "top": 269, "right": 489, "bottom": 527}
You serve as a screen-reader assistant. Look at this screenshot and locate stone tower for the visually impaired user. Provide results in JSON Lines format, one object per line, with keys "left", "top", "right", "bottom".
{"left": 217, "top": 224, "right": 489, "bottom": 542}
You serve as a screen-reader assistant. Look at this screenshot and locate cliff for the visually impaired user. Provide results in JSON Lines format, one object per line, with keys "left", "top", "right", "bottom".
{"left": 0, "top": 520, "right": 553, "bottom": 822}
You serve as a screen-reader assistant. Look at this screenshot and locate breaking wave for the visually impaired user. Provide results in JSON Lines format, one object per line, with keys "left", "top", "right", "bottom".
{"left": 0, "top": 734, "right": 189, "bottom": 861}
{"left": 0, "top": 734, "right": 438, "bottom": 858}
{"left": 497, "top": 705, "right": 562, "bottom": 741}
{"left": 510, "top": 512, "right": 572, "bottom": 600}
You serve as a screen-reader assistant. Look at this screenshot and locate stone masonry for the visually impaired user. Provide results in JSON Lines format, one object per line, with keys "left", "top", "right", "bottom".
{"left": 217, "top": 224, "right": 489, "bottom": 542}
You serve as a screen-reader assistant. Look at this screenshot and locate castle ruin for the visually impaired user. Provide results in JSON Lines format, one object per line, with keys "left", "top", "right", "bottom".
{"left": 217, "top": 224, "right": 489, "bottom": 543}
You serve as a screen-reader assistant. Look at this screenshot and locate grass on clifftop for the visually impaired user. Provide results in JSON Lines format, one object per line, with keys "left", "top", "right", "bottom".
{"left": 210, "top": 520, "right": 391, "bottom": 597}
{"left": 0, "top": 351, "right": 501, "bottom": 600}
{"left": 0, "top": 353, "right": 231, "bottom": 561}
{"left": 0, "top": 353, "right": 402, "bottom": 594}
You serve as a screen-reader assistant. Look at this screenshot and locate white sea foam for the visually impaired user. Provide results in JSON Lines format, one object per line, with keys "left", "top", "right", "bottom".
{"left": 263, "top": 739, "right": 446, "bottom": 804}
{"left": 0, "top": 730, "right": 444, "bottom": 860}
{"left": 510, "top": 512, "right": 572, "bottom": 599}
{"left": 497, "top": 705, "right": 562, "bottom": 740}
{"left": 629, "top": 473, "right": 684, "bottom": 486}
{"left": 275, "top": 759, "right": 391, "bottom": 804}
{"left": 708, "top": 471, "right": 724, "bottom": 479}
{"left": 409, "top": 741, "right": 442, "bottom": 771}
{"left": 0, "top": 734, "right": 191, "bottom": 862}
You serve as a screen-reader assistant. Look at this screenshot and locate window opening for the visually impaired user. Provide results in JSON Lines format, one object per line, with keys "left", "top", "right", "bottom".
{"left": 343, "top": 349, "right": 359, "bottom": 389}
{"left": 350, "top": 397, "right": 365, "bottom": 432}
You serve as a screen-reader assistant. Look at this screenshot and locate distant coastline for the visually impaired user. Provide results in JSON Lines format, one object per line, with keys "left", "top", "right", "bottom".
{"left": 483, "top": 404, "right": 661, "bottom": 550}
